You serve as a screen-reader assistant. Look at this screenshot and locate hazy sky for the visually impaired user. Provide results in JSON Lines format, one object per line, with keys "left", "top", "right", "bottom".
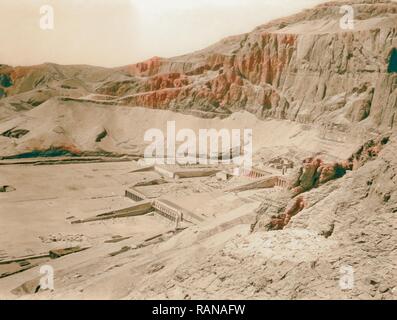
{"left": 1, "top": 0, "right": 328, "bottom": 67}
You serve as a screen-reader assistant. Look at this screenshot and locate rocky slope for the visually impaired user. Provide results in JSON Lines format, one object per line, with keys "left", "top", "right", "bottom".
{"left": 4, "top": 134, "right": 394, "bottom": 300}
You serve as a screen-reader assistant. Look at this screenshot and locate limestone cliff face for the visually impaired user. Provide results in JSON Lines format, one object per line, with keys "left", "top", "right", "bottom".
{"left": 1, "top": 1, "right": 396, "bottom": 132}
{"left": 97, "top": 0, "right": 397, "bottom": 131}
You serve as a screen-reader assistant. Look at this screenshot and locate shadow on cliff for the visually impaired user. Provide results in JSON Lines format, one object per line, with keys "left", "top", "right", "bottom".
{"left": 388, "top": 48, "right": 397, "bottom": 73}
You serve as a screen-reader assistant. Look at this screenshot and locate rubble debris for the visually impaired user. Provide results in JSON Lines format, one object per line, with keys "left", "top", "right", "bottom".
{"left": 134, "top": 178, "right": 168, "bottom": 187}
{"left": 227, "top": 176, "right": 288, "bottom": 193}
{"left": 109, "top": 246, "right": 131, "bottom": 257}
{"left": 266, "top": 196, "right": 306, "bottom": 231}
{"left": 0, "top": 185, "right": 16, "bottom": 192}
{"left": 11, "top": 278, "right": 41, "bottom": 296}
{"left": 49, "top": 246, "right": 89, "bottom": 259}
{"left": 104, "top": 236, "right": 131, "bottom": 243}
{"left": 0, "top": 254, "right": 50, "bottom": 279}
{"left": 148, "top": 263, "right": 165, "bottom": 274}
{"left": 39, "top": 233, "right": 85, "bottom": 243}
{"left": 18, "top": 260, "right": 30, "bottom": 267}
{"left": 289, "top": 134, "right": 390, "bottom": 196}
{"left": 71, "top": 201, "right": 153, "bottom": 224}
{"left": 1, "top": 127, "right": 29, "bottom": 139}
{"left": 267, "top": 157, "right": 294, "bottom": 174}
{"left": 320, "top": 223, "right": 335, "bottom": 238}
{"left": 349, "top": 134, "right": 390, "bottom": 169}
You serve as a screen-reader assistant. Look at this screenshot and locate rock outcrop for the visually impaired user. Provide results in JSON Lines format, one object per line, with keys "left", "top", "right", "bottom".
{"left": 289, "top": 133, "right": 390, "bottom": 196}
{"left": 259, "top": 133, "right": 390, "bottom": 231}
{"left": 266, "top": 196, "right": 306, "bottom": 231}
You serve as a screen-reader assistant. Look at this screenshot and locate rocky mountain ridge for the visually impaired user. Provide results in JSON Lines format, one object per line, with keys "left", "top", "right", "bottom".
{"left": 0, "top": 1, "right": 395, "bottom": 135}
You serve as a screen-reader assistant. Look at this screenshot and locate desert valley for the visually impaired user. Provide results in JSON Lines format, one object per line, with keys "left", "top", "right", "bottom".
{"left": 0, "top": 0, "right": 396, "bottom": 300}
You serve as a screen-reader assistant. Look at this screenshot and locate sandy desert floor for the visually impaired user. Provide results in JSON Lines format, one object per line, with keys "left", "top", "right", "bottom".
{"left": 1, "top": 109, "right": 376, "bottom": 299}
